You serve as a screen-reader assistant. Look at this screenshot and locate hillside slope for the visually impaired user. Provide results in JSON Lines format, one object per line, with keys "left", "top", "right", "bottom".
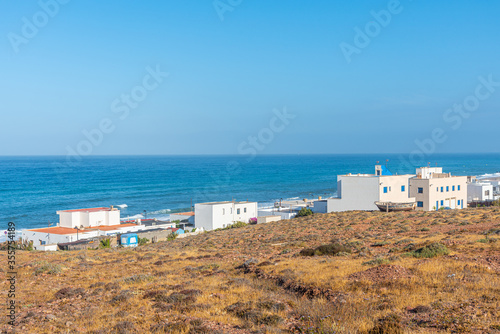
{"left": 2, "top": 207, "right": 500, "bottom": 333}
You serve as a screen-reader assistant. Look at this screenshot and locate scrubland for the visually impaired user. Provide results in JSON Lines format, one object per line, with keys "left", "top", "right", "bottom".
{"left": 1, "top": 207, "right": 500, "bottom": 333}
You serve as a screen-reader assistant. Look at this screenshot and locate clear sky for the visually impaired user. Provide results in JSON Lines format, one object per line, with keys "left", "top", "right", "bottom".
{"left": 1, "top": 0, "right": 499, "bottom": 155}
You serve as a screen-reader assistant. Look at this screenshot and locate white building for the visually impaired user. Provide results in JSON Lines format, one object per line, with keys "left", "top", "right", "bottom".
{"left": 467, "top": 181, "right": 495, "bottom": 202}
{"left": 313, "top": 165, "right": 416, "bottom": 213}
{"left": 258, "top": 199, "right": 315, "bottom": 220}
{"left": 22, "top": 222, "right": 145, "bottom": 249}
{"left": 258, "top": 208, "right": 297, "bottom": 220}
{"left": 195, "top": 201, "right": 258, "bottom": 231}
{"left": 57, "top": 206, "right": 120, "bottom": 228}
{"left": 409, "top": 167, "right": 467, "bottom": 211}
{"left": 23, "top": 226, "right": 99, "bottom": 249}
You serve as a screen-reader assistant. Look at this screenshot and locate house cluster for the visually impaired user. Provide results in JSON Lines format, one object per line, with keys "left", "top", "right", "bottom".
{"left": 313, "top": 165, "right": 497, "bottom": 213}
{"left": 23, "top": 206, "right": 183, "bottom": 251}
{"left": 23, "top": 164, "right": 498, "bottom": 251}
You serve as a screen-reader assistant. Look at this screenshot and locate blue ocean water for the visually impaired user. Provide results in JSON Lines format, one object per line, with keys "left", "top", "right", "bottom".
{"left": 1, "top": 154, "right": 499, "bottom": 233}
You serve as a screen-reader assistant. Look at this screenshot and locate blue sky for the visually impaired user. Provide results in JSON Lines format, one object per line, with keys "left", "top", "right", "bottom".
{"left": 1, "top": 0, "right": 499, "bottom": 155}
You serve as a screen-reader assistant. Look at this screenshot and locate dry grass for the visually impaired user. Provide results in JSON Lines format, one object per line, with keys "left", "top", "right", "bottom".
{"left": 1, "top": 207, "right": 500, "bottom": 333}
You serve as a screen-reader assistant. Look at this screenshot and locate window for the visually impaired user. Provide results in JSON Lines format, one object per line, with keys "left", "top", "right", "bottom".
{"left": 237, "top": 208, "right": 241, "bottom": 215}
{"left": 452, "top": 186, "right": 455, "bottom": 191}
{"left": 441, "top": 187, "right": 444, "bottom": 192}
{"left": 458, "top": 185, "right": 461, "bottom": 191}
{"left": 457, "top": 200, "right": 461, "bottom": 205}
{"left": 441, "top": 200, "right": 444, "bottom": 206}
{"left": 384, "top": 187, "right": 388, "bottom": 193}
{"left": 417, "top": 202, "right": 424, "bottom": 208}
{"left": 401, "top": 185, "right": 405, "bottom": 192}
{"left": 222, "top": 208, "right": 225, "bottom": 215}
{"left": 446, "top": 186, "right": 449, "bottom": 192}
{"left": 418, "top": 187, "right": 424, "bottom": 194}
{"left": 437, "top": 187, "right": 439, "bottom": 192}
{"left": 244, "top": 208, "right": 247, "bottom": 213}
{"left": 485, "top": 190, "right": 490, "bottom": 196}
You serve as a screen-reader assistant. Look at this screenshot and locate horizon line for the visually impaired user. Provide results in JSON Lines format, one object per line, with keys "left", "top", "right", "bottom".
{"left": 1, "top": 152, "right": 499, "bottom": 158}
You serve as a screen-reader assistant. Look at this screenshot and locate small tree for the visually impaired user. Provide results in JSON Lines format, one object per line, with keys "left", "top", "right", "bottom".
{"left": 138, "top": 237, "right": 149, "bottom": 245}
{"left": 297, "top": 207, "right": 313, "bottom": 217}
{"left": 167, "top": 232, "right": 178, "bottom": 241}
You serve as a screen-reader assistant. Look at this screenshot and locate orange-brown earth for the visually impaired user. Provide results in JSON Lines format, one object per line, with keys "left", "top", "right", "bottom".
{"left": 1, "top": 207, "right": 500, "bottom": 333}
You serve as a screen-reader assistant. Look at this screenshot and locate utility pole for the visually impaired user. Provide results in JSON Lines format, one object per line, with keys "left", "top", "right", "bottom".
{"left": 47, "top": 221, "right": 52, "bottom": 244}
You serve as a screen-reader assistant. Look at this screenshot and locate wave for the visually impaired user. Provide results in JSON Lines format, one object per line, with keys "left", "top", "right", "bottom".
{"left": 477, "top": 173, "right": 500, "bottom": 180}
{"left": 120, "top": 214, "right": 144, "bottom": 221}
{"left": 115, "top": 204, "right": 128, "bottom": 209}
{"left": 148, "top": 209, "right": 171, "bottom": 215}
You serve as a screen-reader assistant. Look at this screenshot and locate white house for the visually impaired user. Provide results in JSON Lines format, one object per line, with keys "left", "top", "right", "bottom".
{"left": 258, "top": 199, "right": 310, "bottom": 220}
{"left": 409, "top": 167, "right": 468, "bottom": 211}
{"left": 23, "top": 226, "right": 99, "bottom": 250}
{"left": 57, "top": 206, "right": 120, "bottom": 228}
{"left": 195, "top": 201, "right": 258, "bottom": 231}
{"left": 313, "top": 165, "right": 416, "bottom": 213}
{"left": 467, "top": 181, "right": 495, "bottom": 202}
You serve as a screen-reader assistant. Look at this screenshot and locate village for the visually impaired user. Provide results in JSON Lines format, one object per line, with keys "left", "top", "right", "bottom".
{"left": 23, "top": 164, "right": 500, "bottom": 251}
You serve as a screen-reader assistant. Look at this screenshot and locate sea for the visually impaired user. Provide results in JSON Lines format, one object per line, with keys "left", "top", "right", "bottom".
{"left": 1, "top": 154, "right": 499, "bottom": 240}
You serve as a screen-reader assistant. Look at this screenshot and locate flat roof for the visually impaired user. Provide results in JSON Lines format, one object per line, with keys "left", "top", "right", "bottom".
{"left": 197, "top": 201, "right": 255, "bottom": 205}
{"left": 171, "top": 212, "right": 195, "bottom": 216}
{"left": 57, "top": 207, "right": 113, "bottom": 213}
{"left": 28, "top": 223, "right": 138, "bottom": 235}
{"left": 341, "top": 174, "right": 415, "bottom": 177}
{"left": 86, "top": 223, "right": 138, "bottom": 231}
{"left": 28, "top": 226, "right": 79, "bottom": 235}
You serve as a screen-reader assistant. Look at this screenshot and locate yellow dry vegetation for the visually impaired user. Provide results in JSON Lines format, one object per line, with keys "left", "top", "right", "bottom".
{"left": 1, "top": 206, "right": 499, "bottom": 333}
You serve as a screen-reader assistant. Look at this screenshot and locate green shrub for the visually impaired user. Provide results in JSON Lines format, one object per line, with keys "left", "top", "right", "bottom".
{"left": 167, "top": 233, "right": 178, "bottom": 241}
{"left": 222, "top": 221, "right": 248, "bottom": 230}
{"left": 25, "top": 241, "right": 34, "bottom": 251}
{"left": 408, "top": 242, "right": 449, "bottom": 258}
{"left": 34, "top": 261, "right": 63, "bottom": 275}
{"left": 299, "top": 248, "right": 315, "bottom": 256}
{"left": 300, "top": 243, "right": 351, "bottom": 257}
{"left": 99, "top": 239, "right": 111, "bottom": 249}
{"left": 297, "top": 208, "right": 313, "bottom": 217}
{"left": 138, "top": 237, "right": 149, "bottom": 245}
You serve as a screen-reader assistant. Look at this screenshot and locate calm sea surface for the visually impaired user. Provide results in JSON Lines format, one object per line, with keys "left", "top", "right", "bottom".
{"left": 1, "top": 154, "right": 499, "bottom": 233}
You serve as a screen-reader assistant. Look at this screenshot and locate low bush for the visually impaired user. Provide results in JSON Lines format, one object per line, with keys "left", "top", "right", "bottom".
{"left": 408, "top": 242, "right": 449, "bottom": 258}
{"left": 34, "top": 261, "right": 63, "bottom": 275}
{"left": 300, "top": 243, "right": 351, "bottom": 257}
{"left": 167, "top": 233, "right": 178, "bottom": 241}
{"left": 297, "top": 208, "right": 313, "bottom": 217}
{"left": 99, "top": 239, "right": 111, "bottom": 249}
